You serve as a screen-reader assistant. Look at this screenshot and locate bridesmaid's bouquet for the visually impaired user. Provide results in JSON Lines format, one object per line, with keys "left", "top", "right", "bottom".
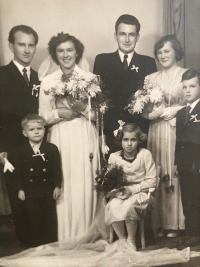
{"left": 44, "top": 72, "right": 110, "bottom": 114}
{"left": 94, "top": 164, "right": 128, "bottom": 198}
{"left": 125, "top": 76, "right": 164, "bottom": 115}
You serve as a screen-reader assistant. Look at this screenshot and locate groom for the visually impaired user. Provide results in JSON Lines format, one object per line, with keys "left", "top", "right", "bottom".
{"left": 0, "top": 25, "right": 40, "bottom": 246}
{"left": 94, "top": 14, "right": 157, "bottom": 153}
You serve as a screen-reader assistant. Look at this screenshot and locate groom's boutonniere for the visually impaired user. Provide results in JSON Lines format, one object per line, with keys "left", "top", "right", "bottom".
{"left": 190, "top": 114, "right": 200, "bottom": 122}
{"left": 131, "top": 65, "right": 139, "bottom": 72}
{"left": 32, "top": 84, "right": 40, "bottom": 97}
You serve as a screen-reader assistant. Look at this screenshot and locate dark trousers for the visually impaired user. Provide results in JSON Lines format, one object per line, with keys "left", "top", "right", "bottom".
{"left": 179, "top": 170, "right": 200, "bottom": 236}
{"left": 25, "top": 197, "right": 58, "bottom": 247}
{"left": 4, "top": 170, "right": 29, "bottom": 245}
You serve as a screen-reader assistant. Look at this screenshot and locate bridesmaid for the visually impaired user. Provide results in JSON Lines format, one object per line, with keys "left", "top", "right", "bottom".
{"left": 143, "top": 35, "right": 186, "bottom": 237}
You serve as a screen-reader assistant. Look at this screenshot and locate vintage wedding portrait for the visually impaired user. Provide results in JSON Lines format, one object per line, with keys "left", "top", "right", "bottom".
{"left": 0, "top": 0, "right": 200, "bottom": 266}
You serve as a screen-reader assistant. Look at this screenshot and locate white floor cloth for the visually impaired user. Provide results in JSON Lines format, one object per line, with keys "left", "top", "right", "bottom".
{"left": 0, "top": 239, "right": 191, "bottom": 267}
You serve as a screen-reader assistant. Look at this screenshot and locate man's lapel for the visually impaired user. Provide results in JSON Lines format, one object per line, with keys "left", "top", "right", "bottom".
{"left": 110, "top": 51, "right": 125, "bottom": 77}
{"left": 9, "top": 61, "right": 28, "bottom": 85}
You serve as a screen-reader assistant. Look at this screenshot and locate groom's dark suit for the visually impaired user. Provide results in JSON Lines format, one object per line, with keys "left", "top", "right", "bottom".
{"left": 0, "top": 61, "right": 40, "bottom": 245}
{"left": 93, "top": 51, "right": 157, "bottom": 152}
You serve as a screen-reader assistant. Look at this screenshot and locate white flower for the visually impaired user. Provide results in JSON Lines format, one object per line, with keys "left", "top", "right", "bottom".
{"left": 134, "top": 90, "right": 143, "bottom": 99}
{"left": 55, "top": 82, "right": 65, "bottom": 95}
{"left": 78, "top": 80, "right": 88, "bottom": 90}
{"left": 100, "top": 104, "right": 108, "bottom": 114}
{"left": 149, "top": 87, "right": 163, "bottom": 103}
{"left": 133, "top": 99, "right": 144, "bottom": 114}
{"left": 88, "top": 84, "right": 101, "bottom": 98}
{"left": 144, "top": 76, "right": 149, "bottom": 85}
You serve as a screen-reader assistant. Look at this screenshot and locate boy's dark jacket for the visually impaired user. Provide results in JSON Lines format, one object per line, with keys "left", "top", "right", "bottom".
{"left": 14, "top": 140, "right": 62, "bottom": 198}
{"left": 175, "top": 100, "right": 200, "bottom": 172}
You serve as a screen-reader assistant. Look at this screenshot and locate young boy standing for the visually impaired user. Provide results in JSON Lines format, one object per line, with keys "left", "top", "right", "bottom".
{"left": 15, "top": 114, "right": 62, "bottom": 247}
{"left": 175, "top": 69, "right": 200, "bottom": 247}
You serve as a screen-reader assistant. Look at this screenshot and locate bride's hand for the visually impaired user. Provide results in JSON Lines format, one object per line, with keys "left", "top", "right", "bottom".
{"left": 160, "top": 107, "right": 176, "bottom": 121}
{"left": 70, "top": 99, "right": 87, "bottom": 112}
{"left": 58, "top": 108, "right": 79, "bottom": 121}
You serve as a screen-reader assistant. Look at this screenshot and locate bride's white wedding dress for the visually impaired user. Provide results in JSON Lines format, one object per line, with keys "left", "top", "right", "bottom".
{"left": 39, "top": 65, "right": 102, "bottom": 241}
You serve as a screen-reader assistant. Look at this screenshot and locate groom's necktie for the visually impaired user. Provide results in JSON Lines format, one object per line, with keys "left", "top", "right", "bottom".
{"left": 23, "top": 68, "right": 29, "bottom": 85}
{"left": 123, "top": 54, "right": 128, "bottom": 71}
{"left": 184, "top": 105, "right": 191, "bottom": 125}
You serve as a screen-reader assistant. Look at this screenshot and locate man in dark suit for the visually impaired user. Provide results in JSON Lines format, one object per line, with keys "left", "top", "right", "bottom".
{"left": 93, "top": 14, "right": 157, "bottom": 153}
{"left": 0, "top": 25, "right": 40, "bottom": 246}
{"left": 175, "top": 69, "right": 200, "bottom": 247}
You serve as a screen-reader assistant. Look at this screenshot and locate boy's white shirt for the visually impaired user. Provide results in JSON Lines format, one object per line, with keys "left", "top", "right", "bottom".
{"left": 187, "top": 99, "right": 200, "bottom": 113}
{"left": 29, "top": 141, "right": 42, "bottom": 154}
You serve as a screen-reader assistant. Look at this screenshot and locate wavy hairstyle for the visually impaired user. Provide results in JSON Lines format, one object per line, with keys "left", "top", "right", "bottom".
{"left": 114, "top": 123, "right": 147, "bottom": 147}
{"left": 154, "top": 35, "right": 184, "bottom": 62}
{"left": 48, "top": 32, "right": 84, "bottom": 65}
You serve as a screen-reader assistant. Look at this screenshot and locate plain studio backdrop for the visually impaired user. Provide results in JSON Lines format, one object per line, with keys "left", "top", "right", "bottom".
{"left": 0, "top": 0, "right": 164, "bottom": 71}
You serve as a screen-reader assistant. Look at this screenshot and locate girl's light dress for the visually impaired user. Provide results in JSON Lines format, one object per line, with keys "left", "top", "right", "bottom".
{"left": 105, "top": 148, "right": 157, "bottom": 225}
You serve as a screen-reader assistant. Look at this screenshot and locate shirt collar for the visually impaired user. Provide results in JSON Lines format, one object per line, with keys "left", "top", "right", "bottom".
{"left": 187, "top": 99, "right": 200, "bottom": 113}
{"left": 13, "top": 60, "right": 31, "bottom": 77}
{"left": 29, "top": 141, "right": 42, "bottom": 153}
{"left": 118, "top": 50, "right": 134, "bottom": 65}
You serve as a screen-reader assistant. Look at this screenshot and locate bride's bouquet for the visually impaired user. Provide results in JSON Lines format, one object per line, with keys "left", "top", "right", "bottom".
{"left": 94, "top": 164, "right": 128, "bottom": 198}
{"left": 125, "top": 76, "right": 164, "bottom": 115}
{"left": 44, "top": 72, "right": 110, "bottom": 114}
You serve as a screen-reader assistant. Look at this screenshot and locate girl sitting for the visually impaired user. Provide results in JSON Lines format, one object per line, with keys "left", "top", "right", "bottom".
{"left": 105, "top": 122, "right": 157, "bottom": 251}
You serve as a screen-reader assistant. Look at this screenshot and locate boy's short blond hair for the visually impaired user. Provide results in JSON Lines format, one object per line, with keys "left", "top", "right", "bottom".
{"left": 21, "top": 114, "right": 46, "bottom": 130}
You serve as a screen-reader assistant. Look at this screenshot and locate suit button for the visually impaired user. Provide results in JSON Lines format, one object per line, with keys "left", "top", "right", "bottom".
{"left": 43, "top": 168, "right": 46, "bottom": 172}
{"left": 30, "top": 168, "right": 34, "bottom": 172}
{"left": 43, "top": 179, "right": 46, "bottom": 182}
{"left": 30, "top": 179, "right": 33, "bottom": 182}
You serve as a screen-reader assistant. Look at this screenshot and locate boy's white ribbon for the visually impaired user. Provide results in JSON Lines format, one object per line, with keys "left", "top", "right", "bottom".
{"left": 32, "top": 150, "right": 46, "bottom": 161}
{"left": 190, "top": 114, "right": 200, "bottom": 122}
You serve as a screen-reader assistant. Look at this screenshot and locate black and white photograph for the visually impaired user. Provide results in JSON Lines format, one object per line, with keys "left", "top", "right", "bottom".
{"left": 0, "top": 0, "right": 200, "bottom": 266}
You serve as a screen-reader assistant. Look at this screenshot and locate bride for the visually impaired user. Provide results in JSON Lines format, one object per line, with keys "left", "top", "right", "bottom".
{"left": 39, "top": 32, "right": 101, "bottom": 241}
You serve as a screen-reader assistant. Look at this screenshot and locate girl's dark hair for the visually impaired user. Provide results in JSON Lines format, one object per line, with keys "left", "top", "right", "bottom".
{"left": 154, "top": 35, "right": 184, "bottom": 62}
{"left": 115, "top": 123, "right": 147, "bottom": 147}
{"left": 48, "top": 32, "right": 84, "bottom": 65}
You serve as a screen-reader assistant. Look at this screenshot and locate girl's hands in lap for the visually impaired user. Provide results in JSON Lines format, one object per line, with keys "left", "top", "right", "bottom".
{"left": 115, "top": 187, "right": 132, "bottom": 200}
{"left": 58, "top": 108, "right": 79, "bottom": 121}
